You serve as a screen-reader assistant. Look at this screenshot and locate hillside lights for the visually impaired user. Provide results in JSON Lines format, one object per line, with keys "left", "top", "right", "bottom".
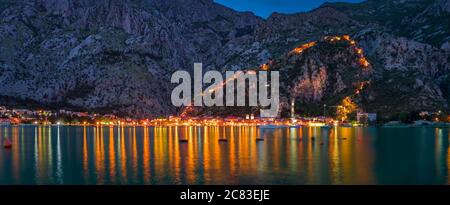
{"left": 171, "top": 63, "right": 280, "bottom": 118}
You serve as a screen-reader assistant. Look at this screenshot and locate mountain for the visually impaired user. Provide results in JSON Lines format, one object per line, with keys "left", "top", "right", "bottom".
{"left": 180, "top": 35, "right": 371, "bottom": 118}
{"left": 0, "top": 0, "right": 449, "bottom": 119}
{"left": 0, "top": 0, "right": 262, "bottom": 117}
{"left": 323, "top": 0, "right": 450, "bottom": 47}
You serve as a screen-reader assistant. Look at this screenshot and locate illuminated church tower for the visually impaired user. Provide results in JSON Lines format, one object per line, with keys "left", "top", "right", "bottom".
{"left": 290, "top": 98, "right": 295, "bottom": 119}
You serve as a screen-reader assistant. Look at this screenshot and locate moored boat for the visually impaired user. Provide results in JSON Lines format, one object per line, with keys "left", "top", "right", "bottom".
{"left": 4, "top": 139, "right": 12, "bottom": 149}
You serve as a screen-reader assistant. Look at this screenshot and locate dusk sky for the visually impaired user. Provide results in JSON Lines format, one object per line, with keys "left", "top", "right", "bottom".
{"left": 214, "top": 0, "right": 364, "bottom": 18}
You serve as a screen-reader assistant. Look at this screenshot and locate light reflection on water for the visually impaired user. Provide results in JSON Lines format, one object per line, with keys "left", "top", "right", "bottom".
{"left": 0, "top": 125, "right": 449, "bottom": 185}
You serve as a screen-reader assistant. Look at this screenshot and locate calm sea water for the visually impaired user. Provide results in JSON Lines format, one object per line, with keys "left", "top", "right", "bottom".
{"left": 0, "top": 125, "right": 449, "bottom": 185}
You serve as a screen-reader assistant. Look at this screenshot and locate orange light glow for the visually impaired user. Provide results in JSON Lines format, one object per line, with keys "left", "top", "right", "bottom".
{"left": 359, "top": 58, "right": 370, "bottom": 68}
{"left": 290, "top": 42, "right": 317, "bottom": 55}
{"left": 342, "top": 35, "right": 351, "bottom": 41}
{"left": 260, "top": 63, "right": 269, "bottom": 71}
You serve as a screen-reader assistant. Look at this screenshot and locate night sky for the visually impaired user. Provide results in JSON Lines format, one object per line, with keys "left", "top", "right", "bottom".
{"left": 214, "top": 0, "right": 364, "bottom": 18}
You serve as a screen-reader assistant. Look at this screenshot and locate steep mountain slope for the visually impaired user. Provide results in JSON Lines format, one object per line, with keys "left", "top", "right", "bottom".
{"left": 324, "top": 0, "right": 450, "bottom": 47}
{"left": 0, "top": 0, "right": 182, "bottom": 117}
{"left": 0, "top": 0, "right": 449, "bottom": 119}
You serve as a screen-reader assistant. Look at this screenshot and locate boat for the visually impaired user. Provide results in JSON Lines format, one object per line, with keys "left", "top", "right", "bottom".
{"left": 218, "top": 138, "right": 228, "bottom": 142}
{"left": 289, "top": 124, "right": 301, "bottom": 128}
{"left": 4, "top": 139, "right": 12, "bottom": 149}
{"left": 256, "top": 138, "right": 265, "bottom": 142}
{"left": 340, "top": 124, "right": 352, "bottom": 127}
{"left": 179, "top": 139, "right": 189, "bottom": 143}
{"left": 382, "top": 121, "right": 409, "bottom": 128}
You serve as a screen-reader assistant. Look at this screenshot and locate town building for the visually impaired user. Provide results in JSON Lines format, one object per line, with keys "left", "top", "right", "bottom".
{"left": 357, "top": 112, "right": 377, "bottom": 124}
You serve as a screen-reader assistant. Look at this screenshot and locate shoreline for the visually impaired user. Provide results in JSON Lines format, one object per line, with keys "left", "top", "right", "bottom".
{"left": 2, "top": 123, "right": 450, "bottom": 129}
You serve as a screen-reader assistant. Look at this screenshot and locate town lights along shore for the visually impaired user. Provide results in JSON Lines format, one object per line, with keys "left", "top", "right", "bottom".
{"left": 171, "top": 63, "right": 280, "bottom": 118}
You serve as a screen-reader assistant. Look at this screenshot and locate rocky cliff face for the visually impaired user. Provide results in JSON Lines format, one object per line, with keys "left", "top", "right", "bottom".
{"left": 0, "top": 0, "right": 449, "bottom": 118}
{"left": 0, "top": 0, "right": 184, "bottom": 117}
{"left": 354, "top": 29, "right": 450, "bottom": 114}
{"left": 325, "top": 0, "right": 450, "bottom": 46}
